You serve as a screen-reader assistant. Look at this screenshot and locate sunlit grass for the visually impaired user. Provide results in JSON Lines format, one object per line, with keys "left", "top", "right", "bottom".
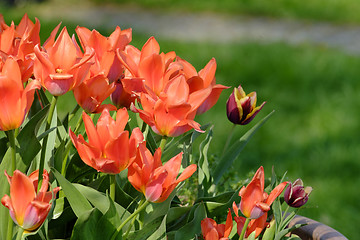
{"left": 89, "top": 0, "right": 360, "bottom": 24}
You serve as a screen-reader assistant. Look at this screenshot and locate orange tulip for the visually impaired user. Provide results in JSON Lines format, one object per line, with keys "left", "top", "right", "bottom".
{"left": 233, "top": 213, "right": 268, "bottom": 239}
{"left": 236, "top": 166, "right": 288, "bottom": 219}
{"left": 0, "top": 14, "right": 41, "bottom": 82}
{"left": 1, "top": 170, "right": 60, "bottom": 232}
{"left": 201, "top": 209, "right": 233, "bottom": 240}
{"left": 117, "top": 36, "right": 177, "bottom": 97}
{"left": 0, "top": 57, "right": 40, "bottom": 131}
{"left": 175, "top": 57, "right": 229, "bottom": 114}
{"left": 33, "top": 26, "right": 94, "bottom": 96}
{"left": 128, "top": 142, "right": 197, "bottom": 202}
{"left": 75, "top": 26, "right": 132, "bottom": 82}
{"left": 73, "top": 74, "right": 117, "bottom": 113}
{"left": 70, "top": 108, "right": 144, "bottom": 174}
{"left": 132, "top": 75, "right": 211, "bottom": 137}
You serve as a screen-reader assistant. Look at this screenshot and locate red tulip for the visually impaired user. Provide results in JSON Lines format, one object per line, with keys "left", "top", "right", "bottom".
{"left": 226, "top": 85, "right": 265, "bottom": 125}
{"left": 33, "top": 26, "right": 94, "bottom": 96}
{"left": 237, "top": 166, "right": 288, "bottom": 219}
{"left": 201, "top": 209, "right": 233, "bottom": 240}
{"left": 1, "top": 170, "right": 60, "bottom": 232}
{"left": 70, "top": 108, "right": 144, "bottom": 174}
{"left": 128, "top": 142, "right": 197, "bottom": 202}
{"left": 0, "top": 57, "right": 40, "bottom": 131}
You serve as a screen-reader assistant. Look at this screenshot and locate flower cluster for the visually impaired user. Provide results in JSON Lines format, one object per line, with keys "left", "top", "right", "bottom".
{"left": 0, "top": 13, "right": 311, "bottom": 240}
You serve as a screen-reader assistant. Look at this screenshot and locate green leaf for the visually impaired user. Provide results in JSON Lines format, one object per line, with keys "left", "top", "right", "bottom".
{"left": 70, "top": 208, "right": 102, "bottom": 240}
{"left": 127, "top": 216, "right": 164, "bottom": 240}
{"left": 17, "top": 105, "right": 50, "bottom": 169}
{"left": 147, "top": 215, "right": 167, "bottom": 240}
{"left": 52, "top": 168, "right": 92, "bottom": 218}
{"left": 174, "top": 203, "right": 207, "bottom": 240}
{"left": 213, "top": 110, "right": 275, "bottom": 184}
{"left": 197, "top": 126, "right": 214, "bottom": 198}
{"left": 274, "top": 223, "right": 307, "bottom": 240}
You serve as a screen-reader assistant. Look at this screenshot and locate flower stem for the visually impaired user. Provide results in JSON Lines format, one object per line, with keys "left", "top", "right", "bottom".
{"left": 159, "top": 136, "right": 167, "bottom": 151}
{"left": 38, "top": 95, "right": 58, "bottom": 191}
{"left": 239, "top": 218, "right": 251, "bottom": 240}
{"left": 6, "top": 219, "right": 13, "bottom": 240}
{"left": 5, "top": 130, "right": 17, "bottom": 240}
{"left": 110, "top": 174, "right": 116, "bottom": 201}
{"left": 61, "top": 111, "right": 84, "bottom": 176}
{"left": 111, "top": 200, "right": 150, "bottom": 240}
{"left": 15, "top": 227, "right": 24, "bottom": 240}
{"left": 6, "top": 129, "right": 17, "bottom": 172}
{"left": 221, "top": 124, "right": 236, "bottom": 157}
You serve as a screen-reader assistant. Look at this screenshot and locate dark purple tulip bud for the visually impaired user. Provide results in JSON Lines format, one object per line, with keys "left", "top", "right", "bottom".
{"left": 284, "top": 179, "right": 313, "bottom": 208}
{"left": 226, "top": 85, "right": 265, "bottom": 125}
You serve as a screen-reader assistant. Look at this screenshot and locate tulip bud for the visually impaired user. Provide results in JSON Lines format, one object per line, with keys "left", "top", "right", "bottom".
{"left": 284, "top": 179, "right": 312, "bottom": 208}
{"left": 226, "top": 85, "right": 265, "bottom": 125}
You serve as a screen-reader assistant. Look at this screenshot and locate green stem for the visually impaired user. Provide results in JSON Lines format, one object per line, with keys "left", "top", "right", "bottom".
{"left": 221, "top": 124, "right": 236, "bottom": 157}
{"left": 61, "top": 111, "right": 84, "bottom": 176}
{"left": 111, "top": 200, "right": 150, "bottom": 240}
{"left": 15, "top": 227, "right": 24, "bottom": 240}
{"left": 6, "top": 219, "right": 13, "bottom": 240}
{"left": 159, "top": 136, "right": 167, "bottom": 151}
{"left": 6, "top": 129, "right": 17, "bottom": 240}
{"left": 6, "top": 129, "right": 17, "bottom": 172}
{"left": 110, "top": 174, "right": 116, "bottom": 201}
{"left": 38, "top": 95, "right": 58, "bottom": 191}
{"left": 239, "top": 218, "right": 251, "bottom": 240}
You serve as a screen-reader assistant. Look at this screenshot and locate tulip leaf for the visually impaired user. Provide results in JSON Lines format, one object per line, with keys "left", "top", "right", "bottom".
{"left": 213, "top": 110, "right": 275, "bottom": 184}
{"left": 274, "top": 223, "right": 307, "bottom": 240}
{"left": 17, "top": 104, "right": 50, "bottom": 168}
{"left": 52, "top": 168, "right": 93, "bottom": 218}
{"left": 70, "top": 208, "right": 103, "bottom": 240}
{"left": 173, "top": 203, "right": 206, "bottom": 240}
{"left": 126, "top": 216, "right": 164, "bottom": 240}
{"left": 166, "top": 206, "right": 192, "bottom": 227}
{"left": 197, "top": 126, "right": 213, "bottom": 198}
{"left": 147, "top": 215, "right": 167, "bottom": 240}
{"left": 0, "top": 149, "right": 12, "bottom": 240}
{"left": 74, "top": 183, "right": 130, "bottom": 220}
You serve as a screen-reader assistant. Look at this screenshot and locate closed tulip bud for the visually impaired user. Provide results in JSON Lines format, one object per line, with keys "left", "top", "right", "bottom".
{"left": 284, "top": 179, "right": 312, "bottom": 208}
{"left": 226, "top": 85, "right": 265, "bottom": 125}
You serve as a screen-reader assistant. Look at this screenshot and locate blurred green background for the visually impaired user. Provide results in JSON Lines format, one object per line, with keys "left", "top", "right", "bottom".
{"left": 1, "top": 0, "right": 359, "bottom": 238}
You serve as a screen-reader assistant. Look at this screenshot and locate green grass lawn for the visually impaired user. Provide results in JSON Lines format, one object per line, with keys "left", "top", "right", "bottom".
{"left": 88, "top": 0, "right": 360, "bottom": 24}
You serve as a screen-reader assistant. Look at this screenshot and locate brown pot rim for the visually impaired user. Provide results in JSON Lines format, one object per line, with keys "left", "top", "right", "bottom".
{"left": 289, "top": 215, "right": 348, "bottom": 240}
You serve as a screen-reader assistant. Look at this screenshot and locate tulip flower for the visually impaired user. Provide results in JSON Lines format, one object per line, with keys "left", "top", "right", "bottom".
{"left": 0, "top": 57, "right": 41, "bottom": 131}
{"left": 75, "top": 26, "right": 132, "bottom": 83}
{"left": 233, "top": 213, "right": 268, "bottom": 239}
{"left": 175, "top": 57, "right": 229, "bottom": 114}
{"left": 73, "top": 74, "right": 117, "bottom": 113}
{"left": 1, "top": 170, "right": 60, "bottom": 232}
{"left": 237, "top": 166, "right": 288, "bottom": 219}
{"left": 284, "top": 179, "right": 312, "bottom": 208}
{"left": 132, "top": 75, "right": 211, "bottom": 137}
{"left": 128, "top": 142, "right": 197, "bottom": 202}
{"left": 201, "top": 209, "right": 233, "bottom": 240}
{"left": 226, "top": 85, "right": 265, "bottom": 125}
{"left": 110, "top": 78, "right": 137, "bottom": 109}
{"left": 33, "top": 26, "right": 94, "bottom": 96}
{"left": 70, "top": 108, "right": 144, "bottom": 174}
